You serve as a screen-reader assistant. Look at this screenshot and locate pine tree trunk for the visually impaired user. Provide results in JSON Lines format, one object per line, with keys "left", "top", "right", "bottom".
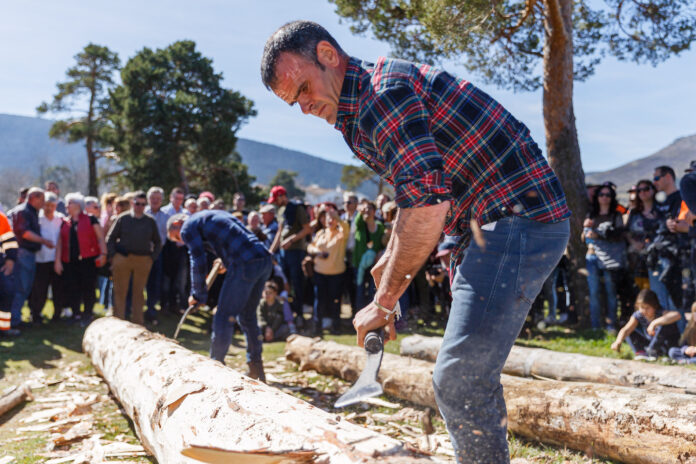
{"left": 82, "top": 318, "right": 436, "bottom": 464}
{"left": 400, "top": 335, "right": 696, "bottom": 393}
{"left": 543, "top": 0, "right": 589, "bottom": 325}
{"left": 286, "top": 335, "right": 696, "bottom": 464}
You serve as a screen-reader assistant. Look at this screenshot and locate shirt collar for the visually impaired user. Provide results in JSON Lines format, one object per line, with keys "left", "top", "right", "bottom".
{"left": 335, "top": 57, "right": 370, "bottom": 128}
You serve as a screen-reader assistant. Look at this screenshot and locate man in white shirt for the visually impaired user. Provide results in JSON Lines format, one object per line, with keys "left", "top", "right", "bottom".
{"left": 29, "top": 192, "right": 65, "bottom": 323}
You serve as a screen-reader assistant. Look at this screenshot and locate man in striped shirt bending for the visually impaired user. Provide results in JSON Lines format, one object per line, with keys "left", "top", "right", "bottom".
{"left": 262, "top": 21, "right": 570, "bottom": 463}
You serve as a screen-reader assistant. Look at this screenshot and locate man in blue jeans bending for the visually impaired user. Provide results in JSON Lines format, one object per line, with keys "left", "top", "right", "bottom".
{"left": 167, "top": 210, "right": 272, "bottom": 382}
{"left": 262, "top": 21, "right": 571, "bottom": 462}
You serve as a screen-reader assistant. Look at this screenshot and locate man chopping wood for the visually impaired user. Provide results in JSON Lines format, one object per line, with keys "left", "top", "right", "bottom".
{"left": 261, "top": 21, "right": 570, "bottom": 463}
{"left": 167, "top": 210, "right": 272, "bottom": 381}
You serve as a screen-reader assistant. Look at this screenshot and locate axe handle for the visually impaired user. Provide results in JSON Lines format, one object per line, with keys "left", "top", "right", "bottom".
{"left": 206, "top": 259, "right": 223, "bottom": 289}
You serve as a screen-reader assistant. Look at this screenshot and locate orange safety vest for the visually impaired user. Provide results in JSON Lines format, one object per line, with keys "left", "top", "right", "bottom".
{"left": 0, "top": 212, "right": 14, "bottom": 331}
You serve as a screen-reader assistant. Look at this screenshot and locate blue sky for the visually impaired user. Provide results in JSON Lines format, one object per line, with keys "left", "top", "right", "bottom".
{"left": 1, "top": 0, "right": 694, "bottom": 173}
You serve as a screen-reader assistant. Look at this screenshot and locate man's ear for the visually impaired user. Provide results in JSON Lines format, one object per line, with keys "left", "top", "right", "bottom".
{"left": 316, "top": 40, "right": 340, "bottom": 68}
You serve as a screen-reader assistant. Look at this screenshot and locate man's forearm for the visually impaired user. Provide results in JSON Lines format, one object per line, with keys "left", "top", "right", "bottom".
{"left": 23, "top": 230, "right": 44, "bottom": 243}
{"left": 374, "top": 201, "right": 449, "bottom": 309}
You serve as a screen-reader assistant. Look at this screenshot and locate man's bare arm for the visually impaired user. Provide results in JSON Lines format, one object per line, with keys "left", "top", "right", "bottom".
{"left": 353, "top": 201, "right": 449, "bottom": 346}
{"left": 374, "top": 202, "right": 449, "bottom": 309}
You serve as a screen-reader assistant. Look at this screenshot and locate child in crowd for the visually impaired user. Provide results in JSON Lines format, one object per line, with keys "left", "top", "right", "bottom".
{"left": 256, "top": 281, "right": 290, "bottom": 342}
{"left": 611, "top": 289, "right": 681, "bottom": 360}
{"left": 669, "top": 302, "right": 696, "bottom": 364}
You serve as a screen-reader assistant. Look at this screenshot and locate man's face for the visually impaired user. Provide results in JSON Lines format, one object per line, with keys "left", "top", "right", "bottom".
{"left": 86, "top": 203, "right": 100, "bottom": 216}
{"left": 248, "top": 214, "right": 260, "bottom": 230}
{"left": 149, "top": 192, "right": 163, "bottom": 211}
{"left": 261, "top": 211, "right": 274, "bottom": 225}
{"left": 274, "top": 194, "right": 288, "bottom": 207}
{"left": 271, "top": 50, "right": 342, "bottom": 125}
{"left": 171, "top": 192, "right": 185, "bottom": 209}
{"left": 44, "top": 201, "right": 56, "bottom": 217}
{"left": 653, "top": 170, "right": 672, "bottom": 192}
{"left": 344, "top": 197, "right": 357, "bottom": 214}
{"left": 235, "top": 196, "right": 245, "bottom": 211}
{"left": 133, "top": 197, "right": 147, "bottom": 215}
{"left": 47, "top": 183, "right": 59, "bottom": 195}
{"left": 29, "top": 193, "right": 45, "bottom": 210}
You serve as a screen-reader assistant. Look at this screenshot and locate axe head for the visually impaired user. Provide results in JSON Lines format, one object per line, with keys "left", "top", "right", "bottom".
{"left": 334, "top": 330, "right": 384, "bottom": 408}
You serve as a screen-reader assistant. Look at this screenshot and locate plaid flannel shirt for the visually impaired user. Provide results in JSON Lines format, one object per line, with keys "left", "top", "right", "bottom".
{"left": 181, "top": 210, "right": 270, "bottom": 304}
{"left": 334, "top": 57, "right": 570, "bottom": 266}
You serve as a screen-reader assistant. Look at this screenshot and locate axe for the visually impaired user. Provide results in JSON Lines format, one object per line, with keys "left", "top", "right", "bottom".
{"left": 334, "top": 302, "right": 400, "bottom": 408}
{"left": 173, "top": 258, "right": 223, "bottom": 340}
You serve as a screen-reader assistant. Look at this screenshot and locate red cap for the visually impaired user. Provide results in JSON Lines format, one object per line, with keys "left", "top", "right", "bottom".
{"left": 199, "top": 191, "right": 215, "bottom": 202}
{"left": 268, "top": 186, "right": 287, "bottom": 204}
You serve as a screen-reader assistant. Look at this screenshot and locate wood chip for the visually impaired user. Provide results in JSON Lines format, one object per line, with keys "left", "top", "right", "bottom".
{"left": 51, "top": 420, "right": 93, "bottom": 447}
{"left": 363, "top": 397, "right": 401, "bottom": 409}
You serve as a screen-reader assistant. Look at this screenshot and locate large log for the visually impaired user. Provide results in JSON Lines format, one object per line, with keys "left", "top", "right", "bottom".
{"left": 400, "top": 334, "right": 696, "bottom": 393}
{"left": 286, "top": 335, "right": 696, "bottom": 464}
{"left": 82, "top": 317, "right": 437, "bottom": 464}
{"left": 0, "top": 383, "right": 32, "bottom": 417}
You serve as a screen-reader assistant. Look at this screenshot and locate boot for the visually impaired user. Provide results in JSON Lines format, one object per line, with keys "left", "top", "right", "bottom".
{"left": 245, "top": 361, "right": 266, "bottom": 383}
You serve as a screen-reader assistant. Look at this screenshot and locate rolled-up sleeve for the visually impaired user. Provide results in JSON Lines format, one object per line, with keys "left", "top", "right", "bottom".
{"left": 363, "top": 85, "right": 452, "bottom": 209}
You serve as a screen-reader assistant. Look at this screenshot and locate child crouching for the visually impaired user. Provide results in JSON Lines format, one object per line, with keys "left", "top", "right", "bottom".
{"left": 611, "top": 289, "right": 681, "bottom": 360}
{"left": 257, "top": 281, "right": 290, "bottom": 343}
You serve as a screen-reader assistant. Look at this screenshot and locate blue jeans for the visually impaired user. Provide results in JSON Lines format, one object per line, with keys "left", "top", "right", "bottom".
{"left": 585, "top": 255, "right": 619, "bottom": 329}
{"left": 648, "top": 258, "right": 678, "bottom": 314}
{"left": 281, "top": 249, "right": 306, "bottom": 315}
{"left": 433, "top": 216, "right": 569, "bottom": 463}
{"left": 210, "top": 256, "right": 272, "bottom": 364}
{"left": 10, "top": 248, "right": 37, "bottom": 327}
{"left": 669, "top": 346, "right": 696, "bottom": 364}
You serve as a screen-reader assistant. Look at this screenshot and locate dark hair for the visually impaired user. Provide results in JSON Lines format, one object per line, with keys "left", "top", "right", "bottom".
{"left": 635, "top": 288, "right": 661, "bottom": 311}
{"left": 655, "top": 165, "right": 676, "bottom": 181}
{"left": 633, "top": 179, "right": 656, "bottom": 213}
{"left": 170, "top": 187, "right": 185, "bottom": 197}
{"left": 261, "top": 20, "right": 345, "bottom": 90}
{"left": 264, "top": 281, "right": 279, "bottom": 293}
{"left": 590, "top": 184, "right": 617, "bottom": 217}
{"left": 133, "top": 190, "right": 147, "bottom": 200}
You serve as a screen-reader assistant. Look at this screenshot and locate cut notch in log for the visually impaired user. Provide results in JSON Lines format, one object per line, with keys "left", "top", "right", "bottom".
{"left": 400, "top": 334, "right": 696, "bottom": 393}
{"left": 82, "top": 317, "right": 438, "bottom": 464}
{"left": 286, "top": 335, "right": 696, "bottom": 464}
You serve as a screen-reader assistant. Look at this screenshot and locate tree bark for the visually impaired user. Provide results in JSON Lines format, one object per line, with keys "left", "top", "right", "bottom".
{"left": 400, "top": 335, "right": 696, "bottom": 393}
{"left": 0, "top": 384, "right": 32, "bottom": 417}
{"left": 82, "top": 317, "right": 435, "bottom": 464}
{"left": 286, "top": 335, "right": 696, "bottom": 464}
{"left": 542, "top": 0, "right": 589, "bottom": 324}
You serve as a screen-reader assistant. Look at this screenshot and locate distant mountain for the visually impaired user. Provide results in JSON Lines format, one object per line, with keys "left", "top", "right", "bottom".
{"left": 586, "top": 134, "right": 696, "bottom": 194}
{"left": 0, "top": 111, "right": 373, "bottom": 187}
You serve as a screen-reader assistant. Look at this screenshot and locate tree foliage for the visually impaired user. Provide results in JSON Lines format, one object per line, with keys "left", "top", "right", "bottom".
{"left": 37, "top": 43, "right": 120, "bottom": 195}
{"left": 268, "top": 169, "right": 305, "bottom": 200}
{"left": 341, "top": 163, "right": 388, "bottom": 194}
{"left": 330, "top": 0, "right": 695, "bottom": 91}
{"left": 107, "top": 40, "right": 257, "bottom": 204}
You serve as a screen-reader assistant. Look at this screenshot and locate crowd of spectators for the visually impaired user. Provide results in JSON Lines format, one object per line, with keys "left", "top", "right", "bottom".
{"left": 1, "top": 163, "right": 696, "bottom": 365}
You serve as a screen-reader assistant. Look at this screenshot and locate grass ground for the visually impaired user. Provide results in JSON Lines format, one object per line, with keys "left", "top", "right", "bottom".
{"left": 4, "top": 300, "right": 689, "bottom": 463}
